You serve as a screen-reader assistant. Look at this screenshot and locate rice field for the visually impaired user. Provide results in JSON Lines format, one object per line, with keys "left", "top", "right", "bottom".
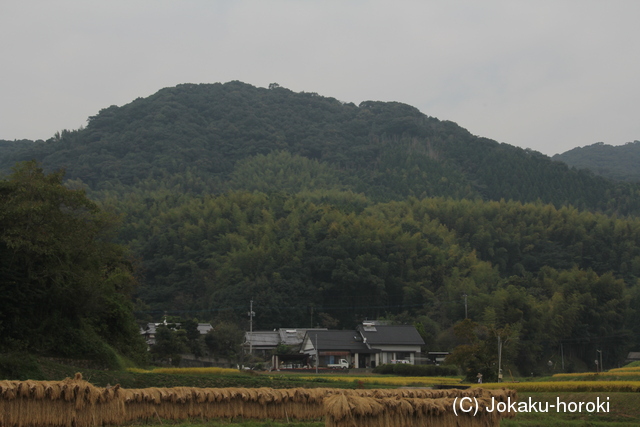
{"left": 297, "top": 375, "right": 462, "bottom": 387}
{"left": 478, "top": 381, "right": 640, "bottom": 393}
{"left": 608, "top": 366, "right": 640, "bottom": 373}
{"left": 127, "top": 367, "right": 242, "bottom": 375}
{"left": 550, "top": 371, "right": 640, "bottom": 380}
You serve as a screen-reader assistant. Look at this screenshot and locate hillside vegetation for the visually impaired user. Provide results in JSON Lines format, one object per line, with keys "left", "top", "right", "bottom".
{"left": 553, "top": 141, "right": 640, "bottom": 182}
{"left": 1, "top": 81, "right": 640, "bottom": 377}
{"left": 2, "top": 81, "right": 640, "bottom": 213}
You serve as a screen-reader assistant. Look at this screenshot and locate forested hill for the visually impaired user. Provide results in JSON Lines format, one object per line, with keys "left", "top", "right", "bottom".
{"left": 2, "top": 81, "right": 640, "bottom": 214}
{"left": 553, "top": 141, "right": 640, "bottom": 183}
{"left": 4, "top": 82, "right": 640, "bottom": 375}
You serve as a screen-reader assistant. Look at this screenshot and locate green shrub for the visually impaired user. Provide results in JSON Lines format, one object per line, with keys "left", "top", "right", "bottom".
{"left": 0, "top": 353, "right": 44, "bottom": 380}
{"left": 373, "top": 363, "right": 458, "bottom": 377}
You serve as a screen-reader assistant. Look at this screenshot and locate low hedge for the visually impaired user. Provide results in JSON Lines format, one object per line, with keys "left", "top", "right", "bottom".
{"left": 373, "top": 363, "right": 458, "bottom": 377}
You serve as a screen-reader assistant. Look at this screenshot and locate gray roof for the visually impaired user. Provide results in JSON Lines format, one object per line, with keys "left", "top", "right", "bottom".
{"left": 305, "top": 330, "right": 372, "bottom": 352}
{"left": 278, "top": 328, "right": 326, "bottom": 345}
{"left": 244, "top": 328, "right": 327, "bottom": 348}
{"left": 141, "top": 322, "right": 213, "bottom": 335}
{"left": 244, "top": 331, "right": 280, "bottom": 348}
{"left": 197, "top": 323, "right": 214, "bottom": 334}
{"left": 357, "top": 325, "right": 425, "bottom": 346}
{"left": 626, "top": 352, "right": 640, "bottom": 360}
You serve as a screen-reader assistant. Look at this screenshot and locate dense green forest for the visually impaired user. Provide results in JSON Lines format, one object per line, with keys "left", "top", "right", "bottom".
{"left": 0, "top": 162, "right": 146, "bottom": 366}
{"left": 109, "top": 189, "right": 640, "bottom": 375}
{"left": 553, "top": 141, "right": 640, "bottom": 182}
{"left": 3, "top": 81, "right": 640, "bottom": 213}
{"left": 2, "top": 81, "right": 640, "bottom": 375}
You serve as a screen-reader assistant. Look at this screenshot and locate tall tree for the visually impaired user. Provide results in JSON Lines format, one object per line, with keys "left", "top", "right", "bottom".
{"left": 0, "top": 161, "right": 146, "bottom": 365}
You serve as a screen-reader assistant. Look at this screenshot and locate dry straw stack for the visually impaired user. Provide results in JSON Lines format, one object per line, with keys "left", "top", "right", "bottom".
{"left": 1, "top": 374, "right": 515, "bottom": 426}
{"left": 118, "top": 386, "right": 332, "bottom": 422}
{"left": 325, "top": 388, "right": 517, "bottom": 427}
{"left": 0, "top": 374, "right": 124, "bottom": 427}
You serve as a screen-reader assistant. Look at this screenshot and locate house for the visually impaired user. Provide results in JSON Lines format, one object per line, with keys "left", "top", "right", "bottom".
{"left": 300, "top": 322, "right": 425, "bottom": 368}
{"left": 242, "top": 330, "right": 280, "bottom": 357}
{"left": 243, "top": 328, "right": 327, "bottom": 357}
{"left": 626, "top": 352, "right": 640, "bottom": 364}
{"left": 356, "top": 322, "right": 425, "bottom": 365}
{"left": 140, "top": 320, "right": 213, "bottom": 346}
{"left": 300, "top": 330, "right": 378, "bottom": 369}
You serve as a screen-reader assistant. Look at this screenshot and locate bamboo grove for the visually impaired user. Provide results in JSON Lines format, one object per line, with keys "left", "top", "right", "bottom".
{"left": 115, "top": 188, "right": 640, "bottom": 375}
{"left": 0, "top": 374, "right": 515, "bottom": 427}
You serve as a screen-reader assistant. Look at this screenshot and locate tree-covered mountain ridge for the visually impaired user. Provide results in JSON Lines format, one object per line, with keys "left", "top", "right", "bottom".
{"left": 553, "top": 141, "right": 640, "bottom": 183}
{"left": 2, "top": 80, "right": 640, "bottom": 215}
{"left": 3, "top": 81, "right": 640, "bottom": 375}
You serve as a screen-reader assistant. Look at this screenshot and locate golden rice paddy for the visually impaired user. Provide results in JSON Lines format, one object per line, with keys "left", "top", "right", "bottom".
{"left": 126, "top": 367, "right": 241, "bottom": 375}
{"left": 297, "top": 375, "right": 462, "bottom": 387}
{"left": 478, "top": 380, "right": 640, "bottom": 393}
{"left": 608, "top": 366, "right": 640, "bottom": 373}
{"left": 552, "top": 371, "right": 640, "bottom": 378}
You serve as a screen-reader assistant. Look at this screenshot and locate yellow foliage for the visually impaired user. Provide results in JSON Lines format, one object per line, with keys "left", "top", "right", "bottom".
{"left": 553, "top": 371, "right": 640, "bottom": 378}
{"left": 609, "top": 366, "right": 640, "bottom": 373}
{"left": 297, "top": 375, "right": 462, "bottom": 386}
{"left": 126, "top": 367, "right": 240, "bottom": 375}
{"left": 478, "top": 381, "right": 640, "bottom": 392}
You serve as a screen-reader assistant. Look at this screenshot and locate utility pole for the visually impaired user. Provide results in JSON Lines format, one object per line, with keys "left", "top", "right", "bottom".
{"left": 315, "top": 334, "right": 319, "bottom": 374}
{"left": 248, "top": 299, "right": 255, "bottom": 355}
{"left": 596, "top": 350, "right": 603, "bottom": 373}
{"left": 497, "top": 335, "right": 502, "bottom": 382}
{"left": 463, "top": 293, "right": 468, "bottom": 319}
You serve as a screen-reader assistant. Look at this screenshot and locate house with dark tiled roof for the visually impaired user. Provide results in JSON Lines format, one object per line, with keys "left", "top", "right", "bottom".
{"left": 243, "top": 328, "right": 327, "bottom": 357}
{"left": 357, "top": 322, "right": 425, "bottom": 365}
{"left": 300, "top": 322, "right": 424, "bottom": 368}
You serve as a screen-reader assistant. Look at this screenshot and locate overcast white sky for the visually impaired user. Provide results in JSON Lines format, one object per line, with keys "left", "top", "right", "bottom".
{"left": 1, "top": 0, "right": 639, "bottom": 156}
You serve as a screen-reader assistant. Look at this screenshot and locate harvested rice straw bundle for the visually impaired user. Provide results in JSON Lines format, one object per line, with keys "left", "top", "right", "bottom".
{"left": 196, "top": 388, "right": 229, "bottom": 418}
{"left": 243, "top": 387, "right": 274, "bottom": 419}
{"left": 144, "top": 387, "right": 163, "bottom": 405}
{"left": 0, "top": 374, "right": 123, "bottom": 427}
{"left": 200, "top": 387, "right": 246, "bottom": 419}
{"left": 193, "top": 388, "right": 207, "bottom": 404}
{"left": 201, "top": 388, "right": 234, "bottom": 418}
{"left": 325, "top": 392, "right": 515, "bottom": 427}
{"left": 0, "top": 380, "right": 18, "bottom": 400}
{"left": 121, "top": 388, "right": 155, "bottom": 422}
{"left": 408, "top": 397, "right": 475, "bottom": 427}
{"left": 324, "top": 393, "right": 354, "bottom": 423}
{"left": 325, "top": 393, "right": 405, "bottom": 427}
{"left": 365, "top": 397, "right": 411, "bottom": 427}
{"left": 285, "top": 388, "right": 328, "bottom": 419}
{"left": 156, "top": 387, "right": 195, "bottom": 420}
{"left": 77, "top": 385, "right": 124, "bottom": 427}
{"left": 45, "top": 382, "right": 63, "bottom": 400}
